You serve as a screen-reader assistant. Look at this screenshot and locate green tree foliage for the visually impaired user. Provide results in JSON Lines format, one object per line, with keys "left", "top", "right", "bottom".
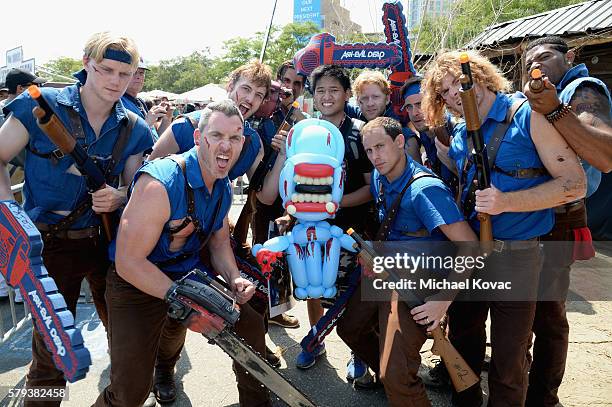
{"left": 143, "top": 50, "right": 217, "bottom": 93}
{"left": 143, "top": 22, "right": 320, "bottom": 93}
{"left": 40, "top": 57, "right": 82, "bottom": 82}
{"left": 264, "top": 22, "right": 321, "bottom": 69}
{"left": 412, "top": 0, "right": 585, "bottom": 55}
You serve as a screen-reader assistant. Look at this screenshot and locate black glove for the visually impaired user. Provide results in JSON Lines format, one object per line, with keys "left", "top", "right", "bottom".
{"left": 165, "top": 271, "right": 240, "bottom": 334}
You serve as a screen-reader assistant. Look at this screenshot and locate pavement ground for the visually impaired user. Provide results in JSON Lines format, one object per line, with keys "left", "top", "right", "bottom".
{"left": 0, "top": 199, "right": 610, "bottom": 406}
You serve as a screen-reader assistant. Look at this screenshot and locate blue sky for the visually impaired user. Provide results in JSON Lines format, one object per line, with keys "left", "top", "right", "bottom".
{"left": 0, "top": 0, "right": 392, "bottom": 66}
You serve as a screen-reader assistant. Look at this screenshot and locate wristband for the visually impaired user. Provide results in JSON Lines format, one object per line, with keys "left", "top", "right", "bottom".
{"left": 545, "top": 103, "right": 572, "bottom": 123}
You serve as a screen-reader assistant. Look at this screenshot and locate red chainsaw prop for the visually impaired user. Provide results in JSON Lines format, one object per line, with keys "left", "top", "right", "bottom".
{"left": 0, "top": 201, "right": 91, "bottom": 382}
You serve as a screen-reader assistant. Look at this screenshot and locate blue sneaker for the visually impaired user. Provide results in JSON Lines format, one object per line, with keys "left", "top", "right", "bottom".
{"left": 346, "top": 352, "right": 367, "bottom": 382}
{"left": 347, "top": 353, "right": 375, "bottom": 388}
{"left": 296, "top": 343, "right": 326, "bottom": 369}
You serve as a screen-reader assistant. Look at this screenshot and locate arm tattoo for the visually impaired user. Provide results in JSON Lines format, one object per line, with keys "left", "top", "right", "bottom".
{"left": 570, "top": 84, "right": 612, "bottom": 126}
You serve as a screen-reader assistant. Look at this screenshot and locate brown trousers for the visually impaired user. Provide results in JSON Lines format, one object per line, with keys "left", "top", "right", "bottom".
{"left": 94, "top": 270, "right": 270, "bottom": 407}
{"left": 154, "top": 236, "right": 270, "bottom": 380}
{"left": 337, "top": 283, "right": 430, "bottom": 407}
{"left": 25, "top": 234, "right": 110, "bottom": 407}
{"left": 526, "top": 206, "right": 584, "bottom": 407}
{"left": 449, "top": 245, "right": 542, "bottom": 407}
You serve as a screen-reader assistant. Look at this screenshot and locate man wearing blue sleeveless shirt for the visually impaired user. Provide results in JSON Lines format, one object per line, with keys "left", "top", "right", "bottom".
{"left": 94, "top": 100, "right": 270, "bottom": 407}
{"left": 421, "top": 50, "right": 586, "bottom": 407}
{"left": 145, "top": 62, "right": 278, "bottom": 403}
{"left": 336, "top": 116, "right": 477, "bottom": 406}
{"left": 0, "top": 32, "right": 153, "bottom": 407}
{"left": 149, "top": 61, "right": 281, "bottom": 205}
{"left": 524, "top": 36, "right": 612, "bottom": 406}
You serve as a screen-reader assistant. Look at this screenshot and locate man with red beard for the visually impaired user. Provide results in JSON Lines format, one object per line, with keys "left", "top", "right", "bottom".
{"left": 94, "top": 99, "right": 271, "bottom": 407}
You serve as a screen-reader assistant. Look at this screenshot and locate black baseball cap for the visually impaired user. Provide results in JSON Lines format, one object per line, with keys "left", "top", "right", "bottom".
{"left": 5, "top": 68, "right": 46, "bottom": 93}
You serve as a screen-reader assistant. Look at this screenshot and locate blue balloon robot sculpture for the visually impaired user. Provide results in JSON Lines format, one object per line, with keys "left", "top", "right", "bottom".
{"left": 253, "top": 119, "right": 356, "bottom": 299}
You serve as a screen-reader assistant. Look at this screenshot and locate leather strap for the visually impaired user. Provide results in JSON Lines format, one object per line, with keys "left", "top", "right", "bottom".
{"left": 31, "top": 108, "right": 137, "bottom": 232}
{"left": 492, "top": 165, "right": 548, "bottom": 179}
{"left": 36, "top": 223, "right": 100, "bottom": 240}
{"left": 463, "top": 99, "right": 539, "bottom": 215}
{"left": 105, "top": 110, "right": 137, "bottom": 184}
{"left": 375, "top": 172, "right": 440, "bottom": 241}
{"left": 155, "top": 155, "right": 224, "bottom": 268}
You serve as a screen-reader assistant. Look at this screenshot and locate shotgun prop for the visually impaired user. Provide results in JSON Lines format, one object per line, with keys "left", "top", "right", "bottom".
{"left": 28, "top": 85, "right": 114, "bottom": 241}
{"left": 347, "top": 229, "right": 480, "bottom": 393}
{"left": 457, "top": 55, "right": 494, "bottom": 245}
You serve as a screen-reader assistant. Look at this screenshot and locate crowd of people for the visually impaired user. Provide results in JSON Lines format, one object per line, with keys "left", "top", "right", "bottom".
{"left": 0, "top": 29, "right": 610, "bottom": 407}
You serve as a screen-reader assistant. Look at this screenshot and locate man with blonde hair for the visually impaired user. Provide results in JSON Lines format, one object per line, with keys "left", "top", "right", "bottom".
{"left": 0, "top": 31, "right": 153, "bottom": 406}
{"left": 421, "top": 50, "right": 586, "bottom": 406}
{"left": 348, "top": 70, "right": 421, "bottom": 162}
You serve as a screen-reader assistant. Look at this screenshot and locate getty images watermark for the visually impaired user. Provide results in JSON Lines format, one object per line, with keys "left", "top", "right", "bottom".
{"left": 356, "top": 240, "right": 612, "bottom": 302}
{"left": 368, "top": 251, "right": 511, "bottom": 291}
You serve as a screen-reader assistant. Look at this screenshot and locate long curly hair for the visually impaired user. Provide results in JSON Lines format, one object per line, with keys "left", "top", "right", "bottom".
{"left": 421, "top": 50, "right": 512, "bottom": 127}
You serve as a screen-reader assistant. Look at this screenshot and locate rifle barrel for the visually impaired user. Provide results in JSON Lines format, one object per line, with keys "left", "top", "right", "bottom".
{"left": 529, "top": 69, "right": 545, "bottom": 93}
{"left": 29, "top": 85, "right": 114, "bottom": 241}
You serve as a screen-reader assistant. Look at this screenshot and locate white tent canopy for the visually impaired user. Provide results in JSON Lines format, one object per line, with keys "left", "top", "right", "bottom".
{"left": 177, "top": 84, "right": 227, "bottom": 104}
{"left": 138, "top": 89, "right": 180, "bottom": 100}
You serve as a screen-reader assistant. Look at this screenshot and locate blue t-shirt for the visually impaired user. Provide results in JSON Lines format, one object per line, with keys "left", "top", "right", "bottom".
{"left": 370, "top": 156, "right": 464, "bottom": 241}
{"left": 172, "top": 111, "right": 261, "bottom": 181}
{"left": 557, "top": 64, "right": 611, "bottom": 197}
{"left": 449, "top": 92, "right": 553, "bottom": 240}
{"left": 4, "top": 70, "right": 153, "bottom": 229}
{"left": 110, "top": 147, "right": 232, "bottom": 275}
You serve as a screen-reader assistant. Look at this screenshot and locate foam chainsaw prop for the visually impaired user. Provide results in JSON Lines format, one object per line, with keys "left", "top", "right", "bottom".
{"left": 0, "top": 201, "right": 91, "bottom": 382}
{"left": 347, "top": 229, "right": 480, "bottom": 392}
{"left": 165, "top": 269, "right": 315, "bottom": 407}
{"left": 28, "top": 85, "right": 114, "bottom": 242}
{"left": 293, "top": 32, "right": 402, "bottom": 77}
{"left": 382, "top": 1, "right": 417, "bottom": 122}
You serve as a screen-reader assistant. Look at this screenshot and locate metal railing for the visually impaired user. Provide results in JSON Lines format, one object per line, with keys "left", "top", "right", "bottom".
{"left": 1, "top": 176, "right": 245, "bottom": 344}
{"left": 1, "top": 182, "right": 31, "bottom": 345}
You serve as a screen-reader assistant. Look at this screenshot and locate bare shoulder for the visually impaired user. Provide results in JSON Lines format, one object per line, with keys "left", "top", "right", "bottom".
{"left": 570, "top": 82, "right": 612, "bottom": 126}
{"left": 127, "top": 173, "right": 170, "bottom": 215}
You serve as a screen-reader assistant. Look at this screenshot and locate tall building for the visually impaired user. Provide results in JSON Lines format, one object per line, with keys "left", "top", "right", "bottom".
{"left": 407, "top": 0, "right": 454, "bottom": 31}
{"left": 321, "top": 0, "right": 362, "bottom": 37}
{"left": 293, "top": 0, "right": 362, "bottom": 37}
